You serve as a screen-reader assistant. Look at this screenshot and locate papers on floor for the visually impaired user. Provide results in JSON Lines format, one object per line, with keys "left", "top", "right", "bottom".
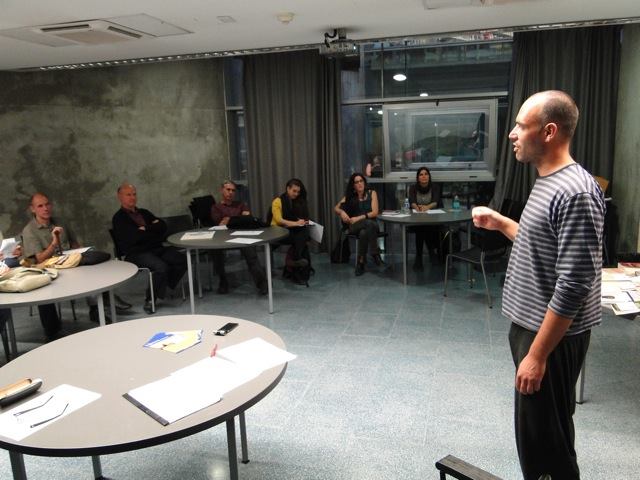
{"left": 0, "top": 384, "right": 100, "bottom": 441}
{"left": 62, "top": 247, "right": 92, "bottom": 255}
{"left": 225, "top": 238, "right": 261, "bottom": 245}
{"left": 125, "top": 337, "right": 295, "bottom": 425}
{"left": 144, "top": 330, "right": 203, "bottom": 353}
{"left": 180, "top": 231, "right": 215, "bottom": 240}
{"left": 230, "top": 230, "right": 263, "bottom": 236}
{"left": 0, "top": 237, "right": 18, "bottom": 258}
{"left": 208, "top": 225, "right": 228, "bottom": 231}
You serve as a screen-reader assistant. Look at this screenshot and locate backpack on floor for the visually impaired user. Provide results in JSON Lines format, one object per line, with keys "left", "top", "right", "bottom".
{"left": 283, "top": 246, "right": 314, "bottom": 287}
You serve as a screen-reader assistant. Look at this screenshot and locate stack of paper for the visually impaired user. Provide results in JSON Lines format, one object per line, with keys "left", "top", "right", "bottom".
{"left": 144, "top": 330, "right": 203, "bottom": 353}
{"left": 601, "top": 267, "right": 640, "bottom": 315}
{"left": 180, "top": 231, "right": 215, "bottom": 240}
{"left": 125, "top": 337, "right": 296, "bottom": 425}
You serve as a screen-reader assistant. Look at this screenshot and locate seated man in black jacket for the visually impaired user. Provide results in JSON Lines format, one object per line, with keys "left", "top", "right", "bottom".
{"left": 112, "top": 183, "right": 187, "bottom": 312}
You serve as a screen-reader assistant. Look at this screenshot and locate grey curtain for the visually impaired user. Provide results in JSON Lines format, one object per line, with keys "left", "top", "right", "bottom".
{"left": 493, "top": 26, "right": 621, "bottom": 209}
{"left": 243, "top": 50, "right": 343, "bottom": 252}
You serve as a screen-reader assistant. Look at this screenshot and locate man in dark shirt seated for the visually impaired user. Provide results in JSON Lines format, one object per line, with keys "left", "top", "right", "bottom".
{"left": 211, "top": 180, "right": 267, "bottom": 295}
{"left": 112, "top": 183, "right": 187, "bottom": 312}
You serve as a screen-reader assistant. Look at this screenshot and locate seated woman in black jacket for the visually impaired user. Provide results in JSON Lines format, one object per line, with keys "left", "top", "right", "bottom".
{"left": 334, "top": 173, "right": 382, "bottom": 276}
{"left": 408, "top": 166, "right": 442, "bottom": 270}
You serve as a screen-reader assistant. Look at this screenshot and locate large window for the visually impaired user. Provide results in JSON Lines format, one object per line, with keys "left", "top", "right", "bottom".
{"left": 383, "top": 100, "right": 497, "bottom": 181}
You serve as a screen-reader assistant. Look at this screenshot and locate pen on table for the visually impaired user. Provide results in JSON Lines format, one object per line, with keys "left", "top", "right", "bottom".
{"left": 210, "top": 343, "right": 218, "bottom": 357}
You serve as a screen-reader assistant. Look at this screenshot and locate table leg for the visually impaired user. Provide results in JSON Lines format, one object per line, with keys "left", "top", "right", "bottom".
{"left": 187, "top": 248, "right": 195, "bottom": 315}
{"left": 7, "top": 310, "right": 17, "bottom": 359}
{"left": 108, "top": 291, "right": 117, "bottom": 323}
{"left": 402, "top": 224, "right": 407, "bottom": 285}
{"left": 91, "top": 455, "right": 103, "bottom": 479}
{"left": 239, "top": 412, "right": 250, "bottom": 464}
{"left": 577, "top": 359, "right": 586, "bottom": 404}
{"left": 9, "top": 451, "right": 27, "bottom": 480}
{"left": 196, "top": 248, "right": 203, "bottom": 299}
{"left": 97, "top": 294, "right": 106, "bottom": 327}
{"left": 265, "top": 243, "right": 273, "bottom": 314}
{"left": 226, "top": 418, "right": 239, "bottom": 480}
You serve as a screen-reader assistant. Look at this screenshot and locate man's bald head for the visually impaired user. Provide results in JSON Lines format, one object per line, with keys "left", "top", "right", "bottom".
{"left": 29, "top": 192, "right": 53, "bottom": 223}
{"left": 117, "top": 183, "right": 137, "bottom": 210}
{"left": 526, "top": 90, "right": 579, "bottom": 140}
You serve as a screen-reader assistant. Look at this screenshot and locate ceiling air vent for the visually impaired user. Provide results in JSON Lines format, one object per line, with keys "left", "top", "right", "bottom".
{"left": 36, "top": 20, "right": 150, "bottom": 45}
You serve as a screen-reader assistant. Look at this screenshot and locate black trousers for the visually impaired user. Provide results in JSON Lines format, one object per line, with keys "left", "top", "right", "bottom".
{"left": 212, "top": 247, "right": 266, "bottom": 287}
{"left": 127, "top": 246, "right": 187, "bottom": 299}
{"left": 38, "top": 303, "right": 61, "bottom": 340}
{"left": 285, "top": 227, "right": 310, "bottom": 261}
{"left": 509, "top": 323, "right": 590, "bottom": 480}
{"left": 411, "top": 225, "right": 439, "bottom": 257}
{"left": 347, "top": 219, "right": 379, "bottom": 257}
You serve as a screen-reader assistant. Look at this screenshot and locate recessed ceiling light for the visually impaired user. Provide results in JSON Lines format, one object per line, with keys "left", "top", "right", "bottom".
{"left": 419, "top": 92, "right": 429, "bottom": 97}
{"left": 393, "top": 73, "right": 407, "bottom": 81}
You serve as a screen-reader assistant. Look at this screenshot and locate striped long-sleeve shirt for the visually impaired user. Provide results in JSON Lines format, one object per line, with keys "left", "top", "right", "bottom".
{"left": 502, "top": 163, "right": 605, "bottom": 335}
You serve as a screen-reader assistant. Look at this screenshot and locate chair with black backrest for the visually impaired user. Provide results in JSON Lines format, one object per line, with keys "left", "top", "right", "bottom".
{"left": 0, "top": 310, "right": 11, "bottom": 363}
{"left": 443, "top": 199, "right": 524, "bottom": 308}
{"left": 188, "top": 195, "right": 216, "bottom": 228}
{"left": 338, "top": 222, "right": 389, "bottom": 266}
{"left": 108, "top": 229, "right": 156, "bottom": 313}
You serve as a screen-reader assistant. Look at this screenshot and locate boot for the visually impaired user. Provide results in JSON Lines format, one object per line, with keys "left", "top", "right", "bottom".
{"left": 355, "top": 256, "right": 365, "bottom": 276}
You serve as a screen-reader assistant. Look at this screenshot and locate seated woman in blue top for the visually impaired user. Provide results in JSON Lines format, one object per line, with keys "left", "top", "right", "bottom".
{"left": 408, "top": 166, "right": 442, "bottom": 270}
{"left": 334, "top": 172, "right": 382, "bottom": 276}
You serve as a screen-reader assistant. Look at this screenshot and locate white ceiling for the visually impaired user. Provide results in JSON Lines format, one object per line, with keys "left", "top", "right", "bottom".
{"left": 1, "top": 0, "right": 639, "bottom": 70}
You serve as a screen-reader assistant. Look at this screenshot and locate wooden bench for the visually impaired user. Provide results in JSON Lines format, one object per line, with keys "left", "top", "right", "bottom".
{"left": 435, "top": 455, "right": 503, "bottom": 480}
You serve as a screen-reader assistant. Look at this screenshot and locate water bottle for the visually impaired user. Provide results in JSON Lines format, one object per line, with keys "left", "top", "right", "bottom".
{"left": 402, "top": 197, "right": 410, "bottom": 214}
{"left": 452, "top": 195, "right": 461, "bottom": 210}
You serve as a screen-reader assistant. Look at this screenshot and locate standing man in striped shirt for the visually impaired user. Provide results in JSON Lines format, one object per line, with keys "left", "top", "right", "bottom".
{"left": 473, "top": 91, "right": 604, "bottom": 480}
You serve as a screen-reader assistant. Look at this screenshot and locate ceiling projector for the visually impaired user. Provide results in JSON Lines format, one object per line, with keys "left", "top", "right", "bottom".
{"left": 319, "top": 28, "right": 359, "bottom": 57}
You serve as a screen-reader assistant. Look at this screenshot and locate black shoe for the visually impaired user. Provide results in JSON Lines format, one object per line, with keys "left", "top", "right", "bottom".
{"left": 217, "top": 279, "right": 230, "bottom": 294}
{"left": 372, "top": 254, "right": 384, "bottom": 266}
{"left": 355, "top": 261, "right": 365, "bottom": 276}
{"left": 115, "top": 295, "right": 132, "bottom": 310}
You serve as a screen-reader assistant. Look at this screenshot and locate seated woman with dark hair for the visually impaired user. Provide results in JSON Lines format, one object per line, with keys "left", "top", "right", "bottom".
{"left": 271, "top": 178, "right": 310, "bottom": 267}
{"left": 409, "top": 166, "right": 442, "bottom": 270}
{"left": 334, "top": 173, "right": 382, "bottom": 276}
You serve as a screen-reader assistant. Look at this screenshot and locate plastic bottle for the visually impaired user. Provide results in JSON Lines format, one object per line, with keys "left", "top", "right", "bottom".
{"left": 402, "top": 197, "right": 410, "bottom": 214}
{"left": 452, "top": 195, "right": 461, "bottom": 210}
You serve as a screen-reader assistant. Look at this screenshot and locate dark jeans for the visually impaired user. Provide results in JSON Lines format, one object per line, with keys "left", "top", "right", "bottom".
{"left": 285, "top": 227, "right": 310, "bottom": 261}
{"left": 127, "top": 246, "right": 187, "bottom": 300}
{"left": 38, "top": 303, "right": 61, "bottom": 340}
{"left": 411, "top": 225, "right": 440, "bottom": 257}
{"left": 509, "top": 323, "right": 590, "bottom": 480}
{"left": 348, "top": 219, "right": 379, "bottom": 257}
{"left": 212, "top": 247, "right": 266, "bottom": 287}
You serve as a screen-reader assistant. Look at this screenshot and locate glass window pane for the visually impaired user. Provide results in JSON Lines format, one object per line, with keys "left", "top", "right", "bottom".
{"left": 341, "top": 45, "right": 382, "bottom": 101}
{"left": 227, "top": 110, "right": 247, "bottom": 181}
{"left": 224, "top": 58, "right": 244, "bottom": 107}
{"left": 341, "top": 104, "right": 383, "bottom": 181}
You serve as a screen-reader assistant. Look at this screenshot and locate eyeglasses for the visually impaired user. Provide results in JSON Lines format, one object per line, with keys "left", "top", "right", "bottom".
{"left": 354, "top": 179, "right": 365, "bottom": 184}
{"left": 12, "top": 393, "right": 70, "bottom": 428}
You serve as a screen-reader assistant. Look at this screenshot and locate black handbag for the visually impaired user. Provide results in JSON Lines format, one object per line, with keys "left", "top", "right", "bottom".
{"left": 79, "top": 250, "right": 111, "bottom": 266}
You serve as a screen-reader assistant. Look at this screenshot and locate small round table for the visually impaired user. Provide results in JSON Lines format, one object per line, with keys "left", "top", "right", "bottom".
{"left": 0, "top": 315, "right": 288, "bottom": 480}
{"left": 379, "top": 209, "right": 472, "bottom": 284}
{"left": 167, "top": 226, "right": 290, "bottom": 314}
{"left": 0, "top": 260, "right": 138, "bottom": 357}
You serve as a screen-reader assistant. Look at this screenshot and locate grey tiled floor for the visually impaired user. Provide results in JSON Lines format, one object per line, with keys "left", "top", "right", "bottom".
{"left": 1, "top": 253, "right": 639, "bottom": 479}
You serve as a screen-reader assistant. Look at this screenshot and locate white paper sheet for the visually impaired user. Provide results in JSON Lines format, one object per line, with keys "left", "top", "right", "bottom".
{"left": 171, "top": 356, "right": 262, "bottom": 395}
{"left": 427, "top": 209, "right": 446, "bottom": 214}
{"left": 380, "top": 213, "right": 410, "bottom": 218}
{"left": 0, "top": 238, "right": 17, "bottom": 258}
{"left": 208, "top": 225, "right": 228, "bottom": 231}
{"left": 62, "top": 247, "right": 92, "bottom": 255}
{"left": 218, "top": 338, "right": 296, "bottom": 372}
{"left": 126, "top": 373, "right": 223, "bottom": 425}
{"left": 307, "top": 221, "right": 324, "bottom": 243}
{"left": 180, "top": 231, "right": 215, "bottom": 240}
{"left": 0, "top": 384, "right": 101, "bottom": 441}
{"left": 225, "top": 238, "right": 261, "bottom": 245}
{"left": 230, "top": 230, "right": 263, "bottom": 236}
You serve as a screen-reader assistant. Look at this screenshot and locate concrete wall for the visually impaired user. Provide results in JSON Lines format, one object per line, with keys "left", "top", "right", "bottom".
{"left": 613, "top": 24, "right": 640, "bottom": 254}
{"left": 0, "top": 59, "right": 229, "bottom": 251}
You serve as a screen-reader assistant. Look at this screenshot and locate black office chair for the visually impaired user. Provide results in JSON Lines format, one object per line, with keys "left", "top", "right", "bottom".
{"left": 108, "top": 229, "right": 156, "bottom": 313}
{"left": 188, "top": 195, "right": 216, "bottom": 228}
{"left": 338, "top": 223, "right": 389, "bottom": 266}
{"left": 0, "top": 310, "right": 11, "bottom": 363}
